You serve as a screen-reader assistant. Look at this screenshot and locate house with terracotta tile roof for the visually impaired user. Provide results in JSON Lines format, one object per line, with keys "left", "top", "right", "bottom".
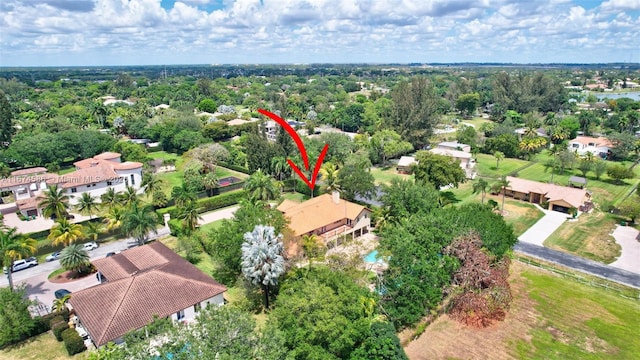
{"left": 0, "top": 152, "right": 143, "bottom": 218}
{"left": 68, "top": 242, "right": 227, "bottom": 348}
{"left": 501, "top": 176, "right": 591, "bottom": 213}
{"left": 567, "top": 136, "right": 613, "bottom": 158}
{"left": 277, "top": 192, "right": 372, "bottom": 245}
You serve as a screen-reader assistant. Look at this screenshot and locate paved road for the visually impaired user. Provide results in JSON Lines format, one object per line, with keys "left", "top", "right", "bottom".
{"left": 514, "top": 242, "right": 640, "bottom": 289}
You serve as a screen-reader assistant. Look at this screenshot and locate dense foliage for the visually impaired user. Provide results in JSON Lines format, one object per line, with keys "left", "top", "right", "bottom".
{"left": 0, "top": 286, "right": 36, "bottom": 348}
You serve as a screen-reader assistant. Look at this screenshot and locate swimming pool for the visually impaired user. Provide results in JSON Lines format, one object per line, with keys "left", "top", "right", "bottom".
{"left": 364, "top": 250, "right": 378, "bottom": 263}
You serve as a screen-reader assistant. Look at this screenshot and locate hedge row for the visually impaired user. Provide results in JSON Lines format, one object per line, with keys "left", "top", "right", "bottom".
{"left": 61, "top": 328, "right": 86, "bottom": 355}
{"left": 219, "top": 162, "right": 251, "bottom": 174}
{"left": 157, "top": 190, "right": 247, "bottom": 218}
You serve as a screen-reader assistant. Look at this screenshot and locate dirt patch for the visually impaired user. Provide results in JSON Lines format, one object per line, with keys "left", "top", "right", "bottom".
{"left": 48, "top": 270, "right": 95, "bottom": 284}
{"left": 403, "top": 262, "right": 540, "bottom": 360}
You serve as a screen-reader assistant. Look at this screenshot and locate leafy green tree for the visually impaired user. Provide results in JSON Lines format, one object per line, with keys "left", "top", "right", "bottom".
{"left": 112, "top": 141, "right": 148, "bottom": 163}
{"left": 413, "top": 151, "right": 466, "bottom": 189}
{"left": 244, "top": 169, "right": 280, "bottom": 201}
{"left": 39, "top": 185, "right": 70, "bottom": 219}
{"left": 455, "top": 92, "right": 480, "bottom": 117}
{"left": 390, "top": 77, "right": 441, "bottom": 148}
{"left": 456, "top": 125, "right": 478, "bottom": 147}
{"left": 197, "top": 98, "right": 217, "bottom": 113}
{"left": 0, "top": 227, "right": 36, "bottom": 291}
{"left": 338, "top": 151, "right": 375, "bottom": 201}
{"left": 177, "top": 200, "right": 202, "bottom": 235}
{"left": 59, "top": 243, "right": 91, "bottom": 274}
{"left": 271, "top": 267, "right": 374, "bottom": 359}
{"left": 0, "top": 286, "right": 36, "bottom": 348}
{"left": 190, "top": 143, "right": 229, "bottom": 174}
{"left": 47, "top": 219, "right": 85, "bottom": 247}
{"left": 0, "top": 90, "right": 16, "bottom": 148}
{"left": 141, "top": 173, "right": 164, "bottom": 199}
{"left": 351, "top": 320, "right": 408, "bottom": 360}
{"left": 76, "top": 193, "right": 99, "bottom": 219}
{"left": 484, "top": 134, "right": 519, "bottom": 158}
{"left": 577, "top": 158, "right": 593, "bottom": 177}
{"left": 119, "top": 186, "right": 140, "bottom": 207}
{"left": 593, "top": 158, "right": 608, "bottom": 180}
{"left": 241, "top": 225, "right": 286, "bottom": 309}
{"left": 103, "top": 206, "right": 125, "bottom": 231}
{"left": 368, "top": 129, "right": 413, "bottom": 165}
{"left": 121, "top": 203, "right": 158, "bottom": 246}
{"left": 472, "top": 178, "right": 489, "bottom": 204}
{"left": 171, "top": 182, "right": 198, "bottom": 208}
{"left": 607, "top": 164, "right": 635, "bottom": 184}
{"left": 380, "top": 178, "right": 440, "bottom": 221}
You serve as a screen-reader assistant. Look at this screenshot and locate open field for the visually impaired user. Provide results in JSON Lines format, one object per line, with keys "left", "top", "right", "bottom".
{"left": 0, "top": 332, "right": 86, "bottom": 360}
{"left": 370, "top": 166, "right": 413, "bottom": 185}
{"left": 475, "top": 153, "right": 531, "bottom": 179}
{"left": 544, "top": 210, "right": 621, "bottom": 264}
{"left": 404, "top": 260, "right": 640, "bottom": 360}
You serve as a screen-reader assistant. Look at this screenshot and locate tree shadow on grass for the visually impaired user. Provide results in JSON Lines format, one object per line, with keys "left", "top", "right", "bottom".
{"left": 440, "top": 191, "right": 461, "bottom": 206}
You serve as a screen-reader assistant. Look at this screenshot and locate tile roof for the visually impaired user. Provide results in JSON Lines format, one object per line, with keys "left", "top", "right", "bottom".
{"left": 506, "top": 176, "right": 587, "bottom": 208}
{"left": 569, "top": 136, "right": 613, "bottom": 148}
{"left": 10, "top": 167, "right": 47, "bottom": 176}
{"left": 55, "top": 163, "right": 120, "bottom": 189}
{"left": 277, "top": 193, "right": 367, "bottom": 236}
{"left": 0, "top": 173, "right": 60, "bottom": 189}
{"left": 93, "top": 152, "right": 121, "bottom": 160}
{"left": 69, "top": 242, "right": 226, "bottom": 347}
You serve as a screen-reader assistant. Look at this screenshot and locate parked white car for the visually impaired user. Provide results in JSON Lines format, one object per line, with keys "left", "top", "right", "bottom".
{"left": 83, "top": 242, "right": 99, "bottom": 251}
{"left": 3, "top": 257, "right": 38, "bottom": 273}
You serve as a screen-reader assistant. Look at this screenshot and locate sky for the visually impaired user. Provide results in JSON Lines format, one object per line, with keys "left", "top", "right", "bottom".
{"left": 0, "top": 0, "right": 639, "bottom": 67}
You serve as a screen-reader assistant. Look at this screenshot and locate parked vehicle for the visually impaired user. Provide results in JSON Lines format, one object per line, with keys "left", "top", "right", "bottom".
{"left": 83, "top": 242, "right": 98, "bottom": 251}
{"left": 3, "top": 257, "right": 38, "bottom": 273}
{"left": 54, "top": 289, "right": 71, "bottom": 299}
{"left": 46, "top": 251, "right": 61, "bottom": 262}
{"left": 105, "top": 252, "right": 116, "bottom": 257}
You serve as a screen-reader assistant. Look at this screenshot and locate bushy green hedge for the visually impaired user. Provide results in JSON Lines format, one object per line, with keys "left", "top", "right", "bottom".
{"left": 158, "top": 190, "right": 246, "bottom": 218}
{"left": 52, "top": 321, "right": 69, "bottom": 342}
{"left": 219, "top": 162, "right": 251, "bottom": 174}
{"left": 61, "top": 328, "right": 86, "bottom": 355}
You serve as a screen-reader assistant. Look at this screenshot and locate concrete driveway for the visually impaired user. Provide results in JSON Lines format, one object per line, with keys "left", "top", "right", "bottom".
{"left": 610, "top": 225, "right": 640, "bottom": 274}
{"left": 518, "top": 207, "right": 569, "bottom": 246}
{"left": 26, "top": 270, "right": 101, "bottom": 313}
{"left": 3, "top": 211, "right": 92, "bottom": 234}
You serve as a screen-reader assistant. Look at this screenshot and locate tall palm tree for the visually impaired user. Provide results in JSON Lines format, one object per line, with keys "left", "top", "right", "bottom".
{"left": 244, "top": 169, "right": 279, "bottom": 201}
{"left": 0, "top": 227, "right": 37, "bottom": 291}
{"left": 47, "top": 218, "right": 85, "bottom": 247}
{"left": 172, "top": 183, "right": 197, "bottom": 208}
{"left": 178, "top": 200, "right": 203, "bottom": 235}
{"left": 59, "top": 243, "right": 91, "bottom": 275}
{"left": 472, "top": 178, "right": 489, "bottom": 204}
{"left": 103, "top": 206, "right": 125, "bottom": 231}
{"left": 51, "top": 294, "right": 71, "bottom": 313}
{"left": 121, "top": 203, "right": 158, "bottom": 246}
{"left": 76, "top": 193, "right": 99, "bottom": 219}
{"left": 202, "top": 172, "right": 218, "bottom": 197}
{"left": 271, "top": 156, "right": 290, "bottom": 181}
{"left": 84, "top": 221, "right": 107, "bottom": 241}
{"left": 142, "top": 173, "right": 164, "bottom": 198}
{"left": 119, "top": 186, "right": 140, "bottom": 207}
{"left": 497, "top": 176, "right": 511, "bottom": 214}
{"left": 39, "top": 185, "right": 70, "bottom": 219}
{"left": 241, "top": 225, "right": 285, "bottom": 309}
{"left": 319, "top": 162, "right": 340, "bottom": 193}
{"left": 100, "top": 187, "right": 120, "bottom": 212}
{"left": 493, "top": 151, "right": 505, "bottom": 169}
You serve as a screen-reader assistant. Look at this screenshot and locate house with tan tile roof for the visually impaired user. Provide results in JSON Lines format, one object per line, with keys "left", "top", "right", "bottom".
{"left": 69, "top": 242, "right": 227, "bottom": 347}
{"left": 277, "top": 192, "right": 372, "bottom": 245}
{"left": 502, "top": 176, "right": 591, "bottom": 213}
{"left": 0, "top": 152, "right": 143, "bottom": 218}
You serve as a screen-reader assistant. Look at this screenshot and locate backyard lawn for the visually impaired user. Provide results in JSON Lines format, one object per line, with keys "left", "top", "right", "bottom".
{"left": 474, "top": 153, "right": 531, "bottom": 179}
{"left": 370, "top": 166, "right": 412, "bottom": 185}
{"left": 544, "top": 210, "right": 621, "bottom": 264}
{"left": 0, "top": 332, "right": 84, "bottom": 360}
{"left": 405, "top": 260, "right": 640, "bottom": 359}
{"left": 500, "top": 199, "right": 545, "bottom": 237}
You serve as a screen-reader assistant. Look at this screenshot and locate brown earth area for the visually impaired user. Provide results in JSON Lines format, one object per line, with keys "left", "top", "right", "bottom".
{"left": 403, "top": 262, "right": 540, "bottom": 360}
{"left": 49, "top": 270, "right": 95, "bottom": 284}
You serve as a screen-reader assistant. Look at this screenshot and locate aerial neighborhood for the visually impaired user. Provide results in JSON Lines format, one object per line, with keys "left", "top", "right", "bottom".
{"left": 0, "top": 63, "right": 639, "bottom": 360}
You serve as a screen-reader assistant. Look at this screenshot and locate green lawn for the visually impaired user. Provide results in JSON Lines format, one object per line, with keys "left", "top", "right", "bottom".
{"left": 281, "top": 192, "right": 308, "bottom": 202}
{"left": 370, "top": 166, "right": 413, "bottom": 185}
{"left": 544, "top": 209, "right": 621, "bottom": 264}
{"left": 514, "top": 263, "right": 640, "bottom": 359}
{"left": 0, "top": 332, "right": 85, "bottom": 360}
{"left": 475, "top": 153, "right": 531, "bottom": 179}
{"left": 198, "top": 219, "right": 224, "bottom": 233}
{"left": 502, "top": 200, "right": 545, "bottom": 237}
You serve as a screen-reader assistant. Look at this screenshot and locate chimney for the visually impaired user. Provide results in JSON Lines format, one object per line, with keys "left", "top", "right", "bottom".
{"left": 332, "top": 190, "right": 340, "bottom": 204}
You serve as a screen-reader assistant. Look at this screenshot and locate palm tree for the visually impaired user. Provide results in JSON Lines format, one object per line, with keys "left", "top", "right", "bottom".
{"left": 76, "top": 193, "right": 99, "bottom": 219}
{"left": 241, "top": 225, "right": 285, "bottom": 309}
{"left": 121, "top": 203, "right": 158, "bottom": 246}
{"left": 497, "top": 176, "right": 511, "bottom": 214}
{"left": 244, "top": 169, "right": 279, "bottom": 201}
{"left": 47, "top": 218, "right": 85, "bottom": 247}
{"left": 172, "top": 183, "right": 197, "bottom": 208}
{"left": 85, "top": 221, "right": 107, "bottom": 241}
{"left": 103, "top": 206, "right": 125, "bottom": 231}
{"left": 271, "top": 156, "right": 290, "bottom": 182}
{"left": 51, "top": 294, "right": 71, "bottom": 313}
{"left": 0, "top": 227, "right": 37, "bottom": 291}
{"left": 472, "top": 178, "right": 489, "bottom": 204}
{"left": 39, "top": 185, "right": 70, "bottom": 219}
{"left": 59, "top": 243, "right": 91, "bottom": 275}
{"left": 100, "top": 188, "right": 120, "bottom": 211}
{"left": 119, "top": 186, "right": 140, "bottom": 207}
{"left": 202, "top": 172, "right": 218, "bottom": 197}
{"left": 319, "top": 162, "right": 340, "bottom": 193}
{"left": 493, "top": 151, "right": 505, "bottom": 169}
{"left": 142, "top": 173, "right": 164, "bottom": 198}
{"left": 178, "top": 200, "right": 202, "bottom": 235}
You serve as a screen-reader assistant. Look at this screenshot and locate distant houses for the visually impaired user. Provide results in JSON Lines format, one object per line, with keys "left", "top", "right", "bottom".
{"left": 396, "top": 141, "right": 476, "bottom": 179}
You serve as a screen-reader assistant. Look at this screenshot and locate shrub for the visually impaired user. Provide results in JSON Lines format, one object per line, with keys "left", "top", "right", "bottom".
{"left": 52, "top": 321, "right": 69, "bottom": 342}
{"left": 61, "top": 328, "right": 86, "bottom": 355}
{"left": 219, "top": 162, "right": 250, "bottom": 174}
{"left": 168, "top": 219, "right": 184, "bottom": 236}
{"left": 48, "top": 315, "right": 65, "bottom": 329}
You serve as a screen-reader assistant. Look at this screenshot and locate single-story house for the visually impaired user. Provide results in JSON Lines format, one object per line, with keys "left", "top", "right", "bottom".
{"left": 436, "top": 141, "right": 471, "bottom": 153}
{"left": 429, "top": 148, "right": 476, "bottom": 179}
{"left": 277, "top": 192, "right": 371, "bottom": 246}
{"left": 397, "top": 156, "right": 417, "bottom": 174}
{"left": 501, "top": 176, "right": 590, "bottom": 213}
{"left": 568, "top": 136, "right": 613, "bottom": 158}
{"left": 69, "top": 242, "right": 227, "bottom": 348}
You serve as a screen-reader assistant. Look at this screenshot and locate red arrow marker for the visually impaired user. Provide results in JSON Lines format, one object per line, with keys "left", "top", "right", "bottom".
{"left": 258, "top": 109, "right": 329, "bottom": 191}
